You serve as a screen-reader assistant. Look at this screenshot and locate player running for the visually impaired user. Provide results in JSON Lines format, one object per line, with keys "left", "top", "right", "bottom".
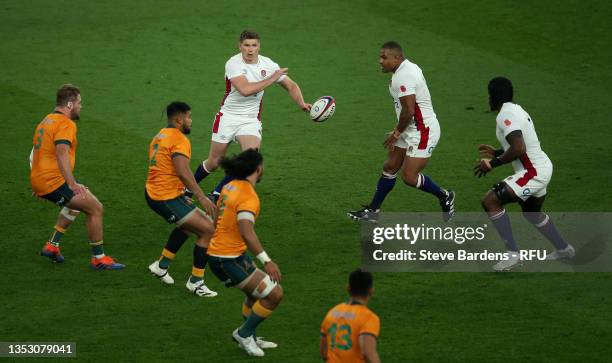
{"left": 192, "top": 30, "right": 311, "bottom": 202}
{"left": 474, "top": 77, "right": 575, "bottom": 271}
{"left": 30, "top": 84, "right": 124, "bottom": 269}
{"left": 348, "top": 41, "right": 455, "bottom": 223}
{"left": 206, "top": 149, "right": 282, "bottom": 357}
{"left": 146, "top": 101, "right": 218, "bottom": 297}
{"left": 320, "top": 269, "right": 381, "bottom": 363}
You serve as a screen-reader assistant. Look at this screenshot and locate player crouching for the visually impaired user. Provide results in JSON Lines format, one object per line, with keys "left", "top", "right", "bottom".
{"left": 145, "top": 102, "right": 218, "bottom": 297}
{"left": 206, "top": 149, "right": 282, "bottom": 357}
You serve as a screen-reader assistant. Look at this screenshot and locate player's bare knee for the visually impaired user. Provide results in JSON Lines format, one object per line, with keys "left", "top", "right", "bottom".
{"left": 273, "top": 284, "right": 284, "bottom": 303}
{"left": 481, "top": 193, "right": 498, "bottom": 212}
{"left": 480, "top": 196, "right": 489, "bottom": 211}
{"left": 92, "top": 200, "right": 104, "bottom": 216}
{"left": 79, "top": 199, "right": 102, "bottom": 216}
{"left": 383, "top": 161, "right": 401, "bottom": 174}
{"left": 264, "top": 285, "right": 283, "bottom": 306}
{"left": 480, "top": 198, "right": 488, "bottom": 211}
{"left": 192, "top": 227, "right": 212, "bottom": 240}
{"left": 205, "top": 158, "right": 220, "bottom": 171}
{"left": 191, "top": 222, "right": 213, "bottom": 238}
{"left": 401, "top": 171, "right": 418, "bottom": 187}
{"left": 198, "top": 219, "right": 215, "bottom": 237}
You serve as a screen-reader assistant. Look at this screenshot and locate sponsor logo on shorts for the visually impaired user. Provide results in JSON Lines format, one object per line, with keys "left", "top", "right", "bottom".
{"left": 400, "top": 85, "right": 407, "bottom": 92}
{"left": 57, "top": 197, "right": 65, "bottom": 206}
{"left": 261, "top": 70, "right": 267, "bottom": 77}
{"left": 168, "top": 215, "right": 176, "bottom": 223}
{"left": 504, "top": 119, "right": 512, "bottom": 126}
{"left": 428, "top": 146, "right": 434, "bottom": 154}
{"left": 522, "top": 188, "right": 531, "bottom": 196}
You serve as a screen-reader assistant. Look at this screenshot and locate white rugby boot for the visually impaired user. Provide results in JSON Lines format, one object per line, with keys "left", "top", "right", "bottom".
{"left": 493, "top": 251, "right": 522, "bottom": 271}
{"left": 232, "top": 329, "right": 264, "bottom": 357}
{"left": 148, "top": 260, "right": 174, "bottom": 284}
{"left": 546, "top": 244, "right": 575, "bottom": 260}
{"left": 186, "top": 279, "right": 218, "bottom": 297}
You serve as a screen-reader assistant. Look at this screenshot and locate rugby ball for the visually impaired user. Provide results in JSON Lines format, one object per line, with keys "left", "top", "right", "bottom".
{"left": 310, "top": 96, "right": 335, "bottom": 122}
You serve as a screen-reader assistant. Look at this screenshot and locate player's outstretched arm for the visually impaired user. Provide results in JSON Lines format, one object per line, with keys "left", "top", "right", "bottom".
{"left": 278, "top": 76, "right": 311, "bottom": 111}
{"left": 230, "top": 68, "right": 288, "bottom": 97}
{"left": 238, "top": 218, "right": 282, "bottom": 282}
{"left": 360, "top": 334, "right": 381, "bottom": 363}
{"left": 172, "top": 154, "right": 217, "bottom": 218}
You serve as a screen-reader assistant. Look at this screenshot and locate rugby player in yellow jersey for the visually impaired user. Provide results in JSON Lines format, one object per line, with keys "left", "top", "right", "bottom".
{"left": 146, "top": 101, "right": 218, "bottom": 297}
{"left": 321, "top": 269, "right": 381, "bottom": 363}
{"left": 206, "top": 149, "right": 283, "bottom": 357}
{"left": 30, "top": 84, "right": 124, "bottom": 269}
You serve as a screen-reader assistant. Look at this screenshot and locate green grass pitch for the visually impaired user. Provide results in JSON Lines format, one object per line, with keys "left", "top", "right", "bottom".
{"left": 1, "top": 0, "right": 611, "bottom": 361}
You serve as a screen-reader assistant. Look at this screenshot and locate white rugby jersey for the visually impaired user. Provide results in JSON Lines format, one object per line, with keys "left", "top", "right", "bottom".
{"left": 219, "top": 53, "right": 286, "bottom": 118}
{"left": 389, "top": 59, "right": 438, "bottom": 128}
{"left": 496, "top": 102, "right": 552, "bottom": 173}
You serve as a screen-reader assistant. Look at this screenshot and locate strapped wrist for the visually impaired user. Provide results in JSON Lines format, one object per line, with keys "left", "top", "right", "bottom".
{"left": 490, "top": 158, "right": 503, "bottom": 168}
{"left": 256, "top": 251, "right": 272, "bottom": 264}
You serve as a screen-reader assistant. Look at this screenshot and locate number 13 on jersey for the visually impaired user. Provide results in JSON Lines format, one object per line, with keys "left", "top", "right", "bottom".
{"left": 327, "top": 323, "right": 353, "bottom": 351}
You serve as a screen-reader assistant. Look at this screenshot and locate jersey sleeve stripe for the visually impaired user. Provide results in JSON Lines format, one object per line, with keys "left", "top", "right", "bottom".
{"left": 359, "top": 332, "right": 379, "bottom": 338}
{"left": 171, "top": 152, "right": 189, "bottom": 159}
{"left": 54, "top": 140, "right": 72, "bottom": 146}
{"left": 237, "top": 211, "right": 255, "bottom": 222}
{"left": 236, "top": 210, "right": 256, "bottom": 216}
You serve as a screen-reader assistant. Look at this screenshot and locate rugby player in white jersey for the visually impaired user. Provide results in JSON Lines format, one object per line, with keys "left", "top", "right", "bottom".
{"left": 193, "top": 30, "right": 311, "bottom": 200}
{"left": 474, "top": 77, "right": 575, "bottom": 271}
{"left": 348, "top": 41, "right": 455, "bottom": 223}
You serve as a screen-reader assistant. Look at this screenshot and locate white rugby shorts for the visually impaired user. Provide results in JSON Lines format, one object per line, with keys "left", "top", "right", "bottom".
{"left": 394, "top": 120, "right": 440, "bottom": 158}
{"left": 211, "top": 112, "right": 262, "bottom": 144}
{"left": 504, "top": 162, "right": 552, "bottom": 201}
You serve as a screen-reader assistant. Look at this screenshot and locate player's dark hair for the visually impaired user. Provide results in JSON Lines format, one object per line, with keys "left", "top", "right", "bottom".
{"left": 349, "top": 269, "right": 373, "bottom": 298}
{"left": 381, "top": 41, "right": 403, "bottom": 55}
{"left": 220, "top": 148, "right": 263, "bottom": 180}
{"left": 56, "top": 84, "right": 80, "bottom": 106}
{"left": 240, "top": 30, "right": 260, "bottom": 43}
{"left": 488, "top": 77, "right": 513, "bottom": 110}
{"left": 166, "top": 101, "right": 191, "bottom": 120}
